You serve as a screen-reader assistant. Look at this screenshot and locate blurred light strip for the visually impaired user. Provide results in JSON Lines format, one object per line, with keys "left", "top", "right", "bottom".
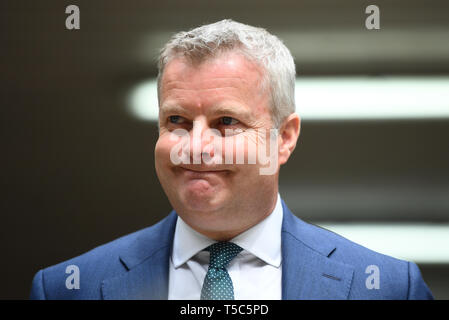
{"left": 296, "top": 77, "right": 449, "bottom": 120}
{"left": 128, "top": 77, "right": 449, "bottom": 121}
{"left": 317, "top": 223, "right": 449, "bottom": 264}
{"left": 128, "top": 80, "right": 159, "bottom": 121}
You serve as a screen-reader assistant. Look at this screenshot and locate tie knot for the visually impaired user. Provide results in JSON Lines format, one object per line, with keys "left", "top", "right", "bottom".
{"left": 206, "top": 242, "right": 243, "bottom": 269}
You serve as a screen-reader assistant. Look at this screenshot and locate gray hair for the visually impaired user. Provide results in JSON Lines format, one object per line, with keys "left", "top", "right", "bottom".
{"left": 157, "top": 19, "right": 296, "bottom": 128}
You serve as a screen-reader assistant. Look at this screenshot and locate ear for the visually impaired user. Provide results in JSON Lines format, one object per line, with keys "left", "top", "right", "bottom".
{"left": 278, "top": 113, "right": 301, "bottom": 166}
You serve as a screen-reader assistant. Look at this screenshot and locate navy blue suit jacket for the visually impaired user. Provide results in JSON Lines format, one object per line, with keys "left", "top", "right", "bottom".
{"left": 30, "top": 199, "right": 433, "bottom": 299}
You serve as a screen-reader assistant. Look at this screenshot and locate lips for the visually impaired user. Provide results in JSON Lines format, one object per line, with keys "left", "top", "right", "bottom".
{"left": 179, "top": 165, "right": 229, "bottom": 173}
{"left": 178, "top": 166, "right": 230, "bottom": 176}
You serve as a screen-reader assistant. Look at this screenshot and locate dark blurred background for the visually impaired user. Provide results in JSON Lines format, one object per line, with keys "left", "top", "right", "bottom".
{"left": 1, "top": 0, "right": 448, "bottom": 299}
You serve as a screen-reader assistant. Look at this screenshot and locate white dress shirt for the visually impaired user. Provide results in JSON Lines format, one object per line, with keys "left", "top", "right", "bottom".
{"left": 168, "top": 193, "right": 283, "bottom": 300}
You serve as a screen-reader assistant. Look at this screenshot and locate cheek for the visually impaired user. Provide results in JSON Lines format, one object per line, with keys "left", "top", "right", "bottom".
{"left": 222, "top": 132, "right": 261, "bottom": 166}
{"left": 155, "top": 135, "right": 175, "bottom": 165}
{"left": 156, "top": 132, "right": 194, "bottom": 170}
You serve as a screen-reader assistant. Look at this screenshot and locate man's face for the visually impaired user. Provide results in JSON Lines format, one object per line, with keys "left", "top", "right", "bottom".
{"left": 155, "top": 51, "right": 280, "bottom": 240}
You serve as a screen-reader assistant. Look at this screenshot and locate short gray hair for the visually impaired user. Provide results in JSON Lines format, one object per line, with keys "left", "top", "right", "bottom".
{"left": 157, "top": 19, "right": 296, "bottom": 128}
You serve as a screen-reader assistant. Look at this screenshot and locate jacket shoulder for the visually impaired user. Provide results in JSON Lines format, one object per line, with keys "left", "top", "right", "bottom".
{"left": 297, "top": 218, "right": 433, "bottom": 299}
{"left": 30, "top": 213, "right": 176, "bottom": 300}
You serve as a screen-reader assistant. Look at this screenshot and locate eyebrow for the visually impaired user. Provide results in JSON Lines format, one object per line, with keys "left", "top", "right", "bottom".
{"left": 159, "top": 103, "right": 253, "bottom": 122}
{"left": 209, "top": 105, "right": 252, "bottom": 121}
{"left": 159, "top": 104, "right": 189, "bottom": 117}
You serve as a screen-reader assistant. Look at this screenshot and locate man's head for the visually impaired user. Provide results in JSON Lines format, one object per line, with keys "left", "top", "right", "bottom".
{"left": 154, "top": 19, "right": 300, "bottom": 240}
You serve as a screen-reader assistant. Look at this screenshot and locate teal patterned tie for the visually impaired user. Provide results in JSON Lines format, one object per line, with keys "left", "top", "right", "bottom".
{"left": 200, "top": 242, "right": 243, "bottom": 300}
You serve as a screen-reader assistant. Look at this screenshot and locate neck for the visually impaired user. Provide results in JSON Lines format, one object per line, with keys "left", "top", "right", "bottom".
{"left": 193, "top": 191, "right": 279, "bottom": 241}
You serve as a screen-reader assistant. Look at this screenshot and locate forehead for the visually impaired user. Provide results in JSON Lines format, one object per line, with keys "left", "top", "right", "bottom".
{"left": 159, "top": 52, "right": 270, "bottom": 118}
{"left": 161, "top": 52, "right": 267, "bottom": 98}
{"left": 162, "top": 51, "right": 263, "bottom": 86}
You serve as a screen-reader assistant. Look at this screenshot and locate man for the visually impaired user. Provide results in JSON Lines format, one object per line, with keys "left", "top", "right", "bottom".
{"left": 30, "top": 19, "right": 433, "bottom": 300}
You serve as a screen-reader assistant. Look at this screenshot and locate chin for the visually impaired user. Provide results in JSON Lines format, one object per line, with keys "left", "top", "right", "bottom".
{"left": 178, "top": 187, "right": 227, "bottom": 213}
{"left": 181, "top": 194, "right": 219, "bottom": 213}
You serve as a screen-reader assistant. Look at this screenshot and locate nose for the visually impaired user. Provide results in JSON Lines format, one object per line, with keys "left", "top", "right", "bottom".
{"left": 190, "top": 118, "right": 216, "bottom": 164}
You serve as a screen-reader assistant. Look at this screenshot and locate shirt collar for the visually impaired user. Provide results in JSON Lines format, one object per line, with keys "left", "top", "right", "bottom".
{"left": 172, "top": 193, "right": 283, "bottom": 268}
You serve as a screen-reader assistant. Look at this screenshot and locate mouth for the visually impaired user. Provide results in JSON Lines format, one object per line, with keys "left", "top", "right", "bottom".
{"left": 177, "top": 166, "right": 230, "bottom": 176}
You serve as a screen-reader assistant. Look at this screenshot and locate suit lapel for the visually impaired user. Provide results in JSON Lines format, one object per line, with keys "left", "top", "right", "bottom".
{"left": 101, "top": 211, "right": 178, "bottom": 300}
{"left": 281, "top": 200, "right": 354, "bottom": 299}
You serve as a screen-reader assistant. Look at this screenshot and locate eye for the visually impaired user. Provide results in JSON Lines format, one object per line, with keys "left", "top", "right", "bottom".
{"left": 168, "top": 115, "right": 185, "bottom": 124}
{"left": 220, "top": 117, "right": 239, "bottom": 126}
